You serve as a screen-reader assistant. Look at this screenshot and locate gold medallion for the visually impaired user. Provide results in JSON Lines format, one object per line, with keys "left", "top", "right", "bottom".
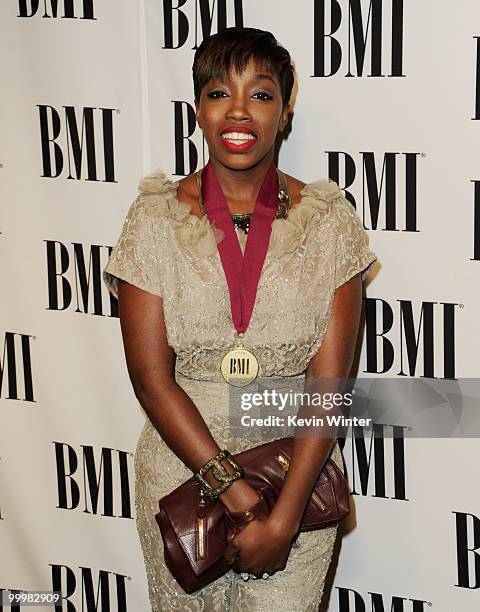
{"left": 220, "top": 334, "right": 259, "bottom": 386}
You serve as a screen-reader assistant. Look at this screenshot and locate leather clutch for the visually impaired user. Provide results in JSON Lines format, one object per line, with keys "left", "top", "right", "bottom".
{"left": 155, "top": 437, "right": 350, "bottom": 594}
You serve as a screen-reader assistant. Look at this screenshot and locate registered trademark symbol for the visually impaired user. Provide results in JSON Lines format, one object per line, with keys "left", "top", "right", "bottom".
{"left": 33, "top": 336, "right": 36, "bottom": 340}
{"left": 116, "top": 109, "right": 121, "bottom": 114}
{"left": 421, "top": 153, "right": 426, "bottom": 158}
{"left": 129, "top": 452, "right": 134, "bottom": 456}
{"left": 459, "top": 304, "right": 464, "bottom": 308}
{"left": 0, "top": 163, "right": 3, "bottom": 168}
{"left": 427, "top": 602, "right": 432, "bottom": 607}
{"left": 127, "top": 576, "right": 131, "bottom": 581}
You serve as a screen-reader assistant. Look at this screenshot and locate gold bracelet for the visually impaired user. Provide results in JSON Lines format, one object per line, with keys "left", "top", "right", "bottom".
{"left": 193, "top": 450, "right": 244, "bottom": 501}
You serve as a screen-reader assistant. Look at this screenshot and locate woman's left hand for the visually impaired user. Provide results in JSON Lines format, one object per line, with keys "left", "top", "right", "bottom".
{"left": 224, "top": 516, "right": 297, "bottom": 577}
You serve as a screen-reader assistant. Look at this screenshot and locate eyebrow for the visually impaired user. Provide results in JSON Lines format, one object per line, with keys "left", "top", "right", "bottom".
{"left": 208, "top": 72, "right": 277, "bottom": 87}
{"left": 255, "top": 73, "right": 276, "bottom": 84}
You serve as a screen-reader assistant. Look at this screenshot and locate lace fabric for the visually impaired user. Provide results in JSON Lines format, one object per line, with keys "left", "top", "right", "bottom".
{"left": 102, "top": 170, "right": 377, "bottom": 610}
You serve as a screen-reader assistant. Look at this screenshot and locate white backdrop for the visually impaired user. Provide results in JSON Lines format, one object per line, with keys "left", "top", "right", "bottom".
{"left": 1, "top": 1, "right": 479, "bottom": 611}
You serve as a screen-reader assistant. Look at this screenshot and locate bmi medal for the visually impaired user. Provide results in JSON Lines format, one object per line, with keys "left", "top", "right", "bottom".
{"left": 220, "top": 333, "right": 259, "bottom": 386}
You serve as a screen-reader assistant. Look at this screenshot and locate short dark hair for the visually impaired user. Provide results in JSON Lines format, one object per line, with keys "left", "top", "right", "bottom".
{"left": 192, "top": 27, "right": 294, "bottom": 108}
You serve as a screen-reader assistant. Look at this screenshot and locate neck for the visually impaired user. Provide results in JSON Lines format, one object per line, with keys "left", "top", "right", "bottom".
{"left": 208, "top": 154, "right": 276, "bottom": 211}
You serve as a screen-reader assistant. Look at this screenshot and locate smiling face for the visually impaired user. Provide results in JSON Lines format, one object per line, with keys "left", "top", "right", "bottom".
{"left": 195, "top": 58, "right": 289, "bottom": 172}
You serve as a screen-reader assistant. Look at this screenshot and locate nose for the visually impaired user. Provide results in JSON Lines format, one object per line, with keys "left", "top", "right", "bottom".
{"left": 225, "top": 94, "right": 252, "bottom": 122}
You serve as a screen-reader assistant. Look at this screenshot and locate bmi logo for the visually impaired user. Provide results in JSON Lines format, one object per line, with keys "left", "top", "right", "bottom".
{"left": 472, "top": 180, "right": 480, "bottom": 261}
{"left": 38, "top": 105, "right": 117, "bottom": 182}
{"left": 171, "top": 100, "right": 208, "bottom": 176}
{"left": 474, "top": 37, "right": 480, "bottom": 120}
{"left": 54, "top": 442, "right": 133, "bottom": 518}
{"left": 336, "top": 587, "right": 430, "bottom": 611}
{"left": 163, "top": 0, "right": 243, "bottom": 49}
{"left": 364, "top": 299, "right": 458, "bottom": 379}
{"left": 45, "top": 241, "right": 118, "bottom": 316}
{"left": 342, "top": 423, "right": 408, "bottom": 500}
{"left": 18, "top": 1, "right": 95, "bottom": 19}
{"left": 327, "top": 151, "right": 421, "bottom": 231}
{"left": 473, "top": 34, "right": 480, "bottom": 262}
{"left": 50, "top": 565, "right": 128, "bottom": 610}
{"left": 454, "top": 511, "right": 480, "bottom": 590}
{"left": 313, "top": 0, "right": 405, "bottom": 77}
{"left": 0, "top": 331, "right": 35, "bottom": 402}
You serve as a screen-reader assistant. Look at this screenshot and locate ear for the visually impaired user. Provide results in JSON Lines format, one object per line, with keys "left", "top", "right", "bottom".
{"left": 195, "top": 104, "right": 202, "bottom": 129}
{"left": 278, "top": 106, "right": 289, "bottom": 132}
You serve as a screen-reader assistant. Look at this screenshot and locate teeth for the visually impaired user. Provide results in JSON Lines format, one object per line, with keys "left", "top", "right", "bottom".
{"left": 222, "top": 132, "right": 256, "bottom": 141}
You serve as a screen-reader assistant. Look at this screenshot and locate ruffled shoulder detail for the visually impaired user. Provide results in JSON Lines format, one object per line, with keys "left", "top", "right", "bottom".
{"left": 268, "top": 178, "right": 342, "bottom": 258}
{"left": 137, "top": 169, "right": 222, "bottom": 257}
{"left": 138, "top": 169, "right": 178, "bottom": 195}
{"left": 299, "top": 178, "right": 342, "bottom": 205}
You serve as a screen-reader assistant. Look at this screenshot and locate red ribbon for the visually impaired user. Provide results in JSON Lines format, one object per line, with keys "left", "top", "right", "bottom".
{"left": 200, "top": 161, "right": 279, "bottom": 334}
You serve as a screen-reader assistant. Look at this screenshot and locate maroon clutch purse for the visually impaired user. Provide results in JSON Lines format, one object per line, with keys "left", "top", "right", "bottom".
{"left": 155, "top": 437, "right": 350, "bottom": 594}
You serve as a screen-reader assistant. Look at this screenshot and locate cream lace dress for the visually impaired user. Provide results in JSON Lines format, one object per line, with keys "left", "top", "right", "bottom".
{"left": 103, "top": 170, "right": 377, "bottom": 611}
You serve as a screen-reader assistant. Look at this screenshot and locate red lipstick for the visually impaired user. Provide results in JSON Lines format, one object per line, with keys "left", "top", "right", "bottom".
{"left": 220, "top": 126, "right": 258, "bottom": 153}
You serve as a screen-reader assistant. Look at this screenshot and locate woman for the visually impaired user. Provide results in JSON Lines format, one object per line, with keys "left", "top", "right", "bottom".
{"left": 103, "top": 27, "right": 376, "bottom": 612}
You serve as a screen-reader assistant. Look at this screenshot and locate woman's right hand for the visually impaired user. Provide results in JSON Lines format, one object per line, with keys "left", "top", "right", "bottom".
{"left": 220, "top": 478, "right": 301, "bottom": 552}
{"left": 225, "top": 515, "right": 297, "bottom": 577}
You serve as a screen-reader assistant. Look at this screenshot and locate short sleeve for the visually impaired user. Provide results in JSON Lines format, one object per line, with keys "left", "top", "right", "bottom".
{"left": 333, "top": 195, "right": 377, "bottom": 289}
{"left": 103, "top": 194, "right": 164, "bottom": 300}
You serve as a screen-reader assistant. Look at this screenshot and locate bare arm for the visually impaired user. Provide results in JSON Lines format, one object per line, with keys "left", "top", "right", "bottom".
{"left": 268, "top": 272, "right": 363, "bottom": 534}
{"left": 117, "top": 278, "right": 260, "bottom": 511}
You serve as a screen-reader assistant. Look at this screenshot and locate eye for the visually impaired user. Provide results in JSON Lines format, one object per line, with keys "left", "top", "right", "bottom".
{"left": 206, "top": 90, "right": 228, "bottom": 99}
{"left": 253, "top": 91, "right": 274, "bottom": 101}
